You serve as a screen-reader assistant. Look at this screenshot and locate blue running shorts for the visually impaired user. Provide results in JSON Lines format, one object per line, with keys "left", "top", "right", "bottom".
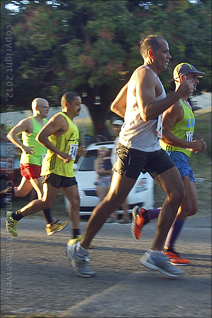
{"left": 170, "top": 151, "right": 195, "bottom": 183}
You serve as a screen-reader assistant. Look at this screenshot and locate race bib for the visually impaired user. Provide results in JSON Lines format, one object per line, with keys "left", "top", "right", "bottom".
{"left": 186, "top": 131, "right": 194, "bottom": 142}
{"left": 155, "top": 114, "right": 163, "bottom": 139}
{"left": 69, "top": 144, "right": 78, "bottom": 161}
{"left": 186, "top": 131, "right": 194, "bottom": 151}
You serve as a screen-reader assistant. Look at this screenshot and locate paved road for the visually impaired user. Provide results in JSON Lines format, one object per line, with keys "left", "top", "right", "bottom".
{"left": 1, "top": 215, "right": 211, "bottom": 318}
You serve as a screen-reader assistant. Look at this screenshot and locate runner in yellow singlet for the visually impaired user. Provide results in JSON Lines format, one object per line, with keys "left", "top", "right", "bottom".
{"left": 41, "top": 112, "right": 79, "bottom": 178}
{"left": 5, "top": 92, "right": 87, "bottom": 246}
{"left": 161, "top": 63, "right": 206, "bottom": 264}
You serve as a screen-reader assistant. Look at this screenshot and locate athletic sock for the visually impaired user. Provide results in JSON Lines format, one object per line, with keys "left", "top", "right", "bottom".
{"left": 164, "top": 218, "right": 184, "bottom": 250}
{"left": 42, "top": 208, "right": 53, "bottom": 225}
{"left": 12, "top": 211, "right": 23, "bottom": 221}
{"left": 76, "top": 242, "right": 88, "bottom": 255}
{"left": 73, "top": 229, "right": 80, "bottom": 239}
{"left": 148, "top": 208, "right": 161, "bottom": 220}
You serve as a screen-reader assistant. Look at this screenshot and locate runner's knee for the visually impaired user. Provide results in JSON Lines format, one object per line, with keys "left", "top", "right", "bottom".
{"left": 169, "top": 187, "right": 185, "bottom": 206}
{"left": 188, "top": 202, "right": 198, "bottom": 216}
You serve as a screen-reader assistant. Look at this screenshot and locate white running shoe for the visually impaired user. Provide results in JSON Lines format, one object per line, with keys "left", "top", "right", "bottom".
{"left": 66, "top": 242, "right": 96, "bottom": 278}
{"left": 140, "top": 250, "right": 185, "bottom": 277}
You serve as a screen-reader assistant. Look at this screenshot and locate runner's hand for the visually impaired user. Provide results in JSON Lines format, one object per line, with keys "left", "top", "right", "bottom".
{"left": 177, "top": 75, "right": 194, "bottom": 97}
{"left": 78, "top": 146, "right": 87, "bottom": 157}
{"left": 191, "top": 138, "right": 207, "bottom": 153}
{"left": 22, "top": 146, "right": 35, "bottom": 154}
{"left": 57, "top": 153, "right": 73, "bottom": 163}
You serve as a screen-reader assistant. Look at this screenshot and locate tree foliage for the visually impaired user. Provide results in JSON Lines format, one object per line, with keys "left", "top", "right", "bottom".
{"left": 1, "top": 0, "right": 211, "bottom": 137}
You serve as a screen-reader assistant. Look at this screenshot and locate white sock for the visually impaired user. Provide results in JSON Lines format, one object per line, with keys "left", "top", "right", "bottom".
{"left": 76, "top": 242, "right": 88, "bottom": 255}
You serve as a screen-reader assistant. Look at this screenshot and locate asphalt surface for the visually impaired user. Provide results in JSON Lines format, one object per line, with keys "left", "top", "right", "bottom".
{"left": 1, "top": 215, "right": 211, "bottom": 318}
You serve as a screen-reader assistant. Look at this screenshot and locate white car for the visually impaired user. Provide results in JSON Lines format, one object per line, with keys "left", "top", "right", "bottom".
{"left": 65, "top": 141, "right": 154, "bottom": 215}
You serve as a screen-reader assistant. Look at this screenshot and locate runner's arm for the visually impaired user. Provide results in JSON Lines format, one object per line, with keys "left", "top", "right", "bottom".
{"left": 110, "top": 83, "right": 128, "bottom": 118}
{"left": 7, "top": 118, "right": 35, "bottom": 154}
{"left": 37, "top": 114, "right": 72, "bottom": 162}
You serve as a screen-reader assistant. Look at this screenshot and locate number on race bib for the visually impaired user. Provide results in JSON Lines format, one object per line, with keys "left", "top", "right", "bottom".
{"left": 69, "top": 144, "right": 78, "bottom": 161}
{"left": 186, "top": 131, "right": 194, "bottom": 142}
{"left": 155, "top": 114, "right": 163, "bottom": 139}
{"left": 186, "top": 131, "right": 194, "bottom": 151}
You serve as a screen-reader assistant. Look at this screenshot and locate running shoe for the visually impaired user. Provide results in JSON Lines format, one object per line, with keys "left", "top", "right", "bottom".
{"left": 46, "top": 220, "right": 69, "bottom": 236}
{"left": 140, "top": 250, "right": 185, "bottom": 277}
{"left": 131, "top": 206, "right": 149, "bottom": 239}
{"left": 164, "top": 248, "right": 191, "bottom": 266}
{"left": 67, "top": 235, "right": 94, "bottom": 249}
{"left": 5, "top": 211, "right": 19, "bottom": 237}
{"left": 66, "top": 242, "right": 96, "bottom": 278}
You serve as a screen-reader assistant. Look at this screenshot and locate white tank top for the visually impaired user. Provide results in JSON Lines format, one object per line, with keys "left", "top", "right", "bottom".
{"left": 119, "top": 66, "right": 166, "bottom": 152}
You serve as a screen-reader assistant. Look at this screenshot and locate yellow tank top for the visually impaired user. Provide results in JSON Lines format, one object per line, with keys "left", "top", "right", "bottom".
{"left": 20, "top": 117, "right": 48, "bottom": 166}
{"left": 41, "top": 112, "right": 79, "bottom": 177}
{"left": 160, "top": 99, "right": 195, "bottom": 157}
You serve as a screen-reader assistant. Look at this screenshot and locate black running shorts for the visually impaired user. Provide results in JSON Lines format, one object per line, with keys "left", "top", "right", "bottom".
{"left": 113, "top": 142, "right": 175, "bottom": 180}
{"left": 43, "top": 173, "right": 77, "bottom": 188}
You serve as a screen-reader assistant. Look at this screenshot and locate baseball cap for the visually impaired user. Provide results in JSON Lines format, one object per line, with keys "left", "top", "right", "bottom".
{"left": 112, "top": 119, "right": 123, "bottom": 126}
{"left": 170, "top": 63, "right": 204, "bottom": 82}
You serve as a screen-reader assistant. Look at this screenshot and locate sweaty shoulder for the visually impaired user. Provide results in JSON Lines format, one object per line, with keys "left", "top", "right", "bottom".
{"left": 173, "top": 100, "right": 184, "bottom": 119}
{"left": 172, "top": 99, "right": 183, "bottom": 113}
{"left": 47, "top": 112, "right": 68, "bottom": 129}
{"left": 49, "top": 112, "right": 66, "bottom": 123}
{"left": 163, "top": 99, "right": 183, "bottom": 123}
{"left": 44, "top": 112, "right": 69, "bottom": 136}
{"left": 130, "top": 66, "right": 157, "bottom": 85}
{"left": 19, "top": 117, "right": 33, "bottom": 133}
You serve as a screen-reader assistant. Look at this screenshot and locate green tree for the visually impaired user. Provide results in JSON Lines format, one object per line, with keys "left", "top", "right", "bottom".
{"left": 1, "top": 0, "right": 139, "bottom": 137}
{"left": 1, "top": 0, "right": 211, "bottom": 138}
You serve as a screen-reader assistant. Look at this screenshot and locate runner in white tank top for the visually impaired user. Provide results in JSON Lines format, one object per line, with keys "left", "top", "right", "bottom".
{"left": 119, "top": 65, "right": 165, "bottom": 152}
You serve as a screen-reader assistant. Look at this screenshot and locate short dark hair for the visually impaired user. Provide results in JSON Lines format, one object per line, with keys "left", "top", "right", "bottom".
{"left": 61, "top": 92, "right": 79, "bottom": 110}
{"left": 140, "top": 35, "right": 164, "bottom": 59}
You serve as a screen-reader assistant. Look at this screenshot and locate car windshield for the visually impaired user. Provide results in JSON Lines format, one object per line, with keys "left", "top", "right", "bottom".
{"left": 78, "top": 150, "right": 98, "bottom": 171}
{"left": 78, "top": 148, "right": 112, "bottom": 171}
